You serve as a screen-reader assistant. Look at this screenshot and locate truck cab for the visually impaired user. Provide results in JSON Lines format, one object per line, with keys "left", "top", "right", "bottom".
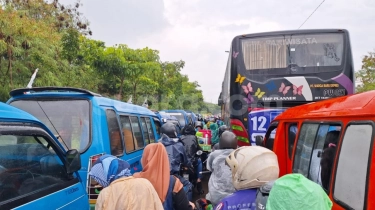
{"left": 0, "top": 102, "right": 88, "bottom": 209}
{"left": 258, "top": 90, "right": 375, "bottom": 210}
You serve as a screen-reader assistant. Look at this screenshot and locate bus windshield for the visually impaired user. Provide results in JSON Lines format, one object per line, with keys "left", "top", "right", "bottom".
{"left": 241, "top": 33, "right": 344, "bottom": 70}
{"left": 9, "top": 99, "right": 90, "bottom": 152}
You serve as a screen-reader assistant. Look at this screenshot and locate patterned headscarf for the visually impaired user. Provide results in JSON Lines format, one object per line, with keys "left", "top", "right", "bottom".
{"left": 89, "top": 154, "right": 132, "bottom": 188}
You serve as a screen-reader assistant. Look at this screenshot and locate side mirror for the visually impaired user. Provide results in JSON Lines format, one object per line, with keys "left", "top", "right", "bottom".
{"left": 65, "top": 149, "right": 81, "bottom": 174}
{"left": 196, "top": 150, "right": 203, "bottom": 155}
{"left": 218, "top": 99, "right": 223, "bottom": 106}
{"left": 255, "top": 135, "right": 264, "bottom": 146}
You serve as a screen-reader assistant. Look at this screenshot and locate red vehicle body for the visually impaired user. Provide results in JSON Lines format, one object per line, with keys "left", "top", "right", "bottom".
{"left": 261, "top": 90, "right": 375, "bottom": 210}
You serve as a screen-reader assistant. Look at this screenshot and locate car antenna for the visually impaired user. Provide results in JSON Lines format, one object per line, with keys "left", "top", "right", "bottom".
{"left": 35, "top": 100, "right": 69, "bottom": 149}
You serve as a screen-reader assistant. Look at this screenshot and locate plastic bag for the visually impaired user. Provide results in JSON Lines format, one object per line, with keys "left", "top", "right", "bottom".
{"left": 267, "top": 173, "right": 332, "bottom": 210}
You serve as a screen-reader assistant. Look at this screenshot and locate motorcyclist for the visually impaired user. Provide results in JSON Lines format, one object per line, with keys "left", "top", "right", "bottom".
{"left": 205, "top": 131, "right": 237, "bottom": 206}
{"left": 214, "top": 146, "right": 279, "bottom": 210}
{"left": 195, "top": 121, "right": 203, "bottom": 131}
{"left": 160, "top": 122, "right": 193, "bottom": 201}
{"left": 180, "top": 124, "right": 204, "bottom": 194}
{"left": 218, "top": 125, "right": 229, "bottom": 138}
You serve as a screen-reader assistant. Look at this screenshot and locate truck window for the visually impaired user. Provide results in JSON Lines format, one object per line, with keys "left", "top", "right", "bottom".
{"left": 293, "top": 123, "right": 341, "bottom": 191}
{"left": 0, "top": 128, "right": 69, "bottom": 205}
{"left": 153, "top": 117, "right": 161, "bottom": 139}
{"left": 145, "top": 118, "right": 155, "bottom": 143}
{"left": 120, "top": 116, "right": 136, "bottom": 153}
{"left": 106, "top": 109, "right": 123, "bottom": 156}
{"left": 130, "top": 116, "right": 145, "bottom": 150}
{"left": 334, "top": 123, "right": 373, "bottom": 210}
{"left": 10, "top": 99, "right": 91, "bottom": 152}
{"left": 140, "top": 117, "right": 151, "bottom": 145}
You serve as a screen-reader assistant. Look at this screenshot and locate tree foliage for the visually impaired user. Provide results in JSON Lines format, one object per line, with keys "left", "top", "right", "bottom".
{"left": 356, "top": 51, "right": 375, "bottom": 93}
{"left": 0, "top": 0, "right": 209, "bottom": 113}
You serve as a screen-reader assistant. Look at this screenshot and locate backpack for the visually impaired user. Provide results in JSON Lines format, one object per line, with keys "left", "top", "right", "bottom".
{"left": 180, "top": 135, "right": 199, "bottom": 160}
{"left": 174, "top": 174, "right": 193, "bottom": 201}
{"left": 163, "top": 175, "right": 177, "bottom": 210}
{"left": 164, "top": 141, "right": 185, "bottom": 173}
{"left": 255, "top": 180, "right": 275, "bottom": 210}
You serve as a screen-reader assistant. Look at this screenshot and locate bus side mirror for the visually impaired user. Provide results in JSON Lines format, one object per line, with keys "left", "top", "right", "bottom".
{"left": 65, "top": 149, "right": 81, "bottom": 174}
{"left": 218, "top": 99, "right": 223, "bottom": 106}
{"left": 255, "top": 135, "right": 264, "bottom": 146}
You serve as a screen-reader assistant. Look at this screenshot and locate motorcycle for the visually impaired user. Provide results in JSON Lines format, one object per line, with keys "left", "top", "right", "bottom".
{"left": 180, "top": 150, "right": 205, "bottom": 195}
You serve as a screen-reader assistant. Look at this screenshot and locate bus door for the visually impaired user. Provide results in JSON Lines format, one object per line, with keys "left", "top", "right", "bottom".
{"left": 292, "top": 122, "right": 342, "bottom": 191}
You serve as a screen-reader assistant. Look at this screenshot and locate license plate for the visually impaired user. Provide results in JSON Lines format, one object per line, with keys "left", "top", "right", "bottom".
{"left": 183, "top": 173, "right": 189, "bottom": 180}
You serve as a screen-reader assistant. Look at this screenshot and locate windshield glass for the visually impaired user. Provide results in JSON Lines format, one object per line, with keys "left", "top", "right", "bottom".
{"left": 167, "top": 113, "right": 185, "bottom": 126}
{"left": 9, "top": 100, "right": 90, "bottom": 152}
{"left": 241, "top": 33, "right": 344, "bottom": 70}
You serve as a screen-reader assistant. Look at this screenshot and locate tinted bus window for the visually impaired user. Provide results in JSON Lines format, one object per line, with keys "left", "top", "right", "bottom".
{"left": 10, "top": 100, "right": 90, "bottom": 152}
{"left": 140, "top": 117, "right": 151, "bottom": 145}
{"left": 242, "top": 33, "right": 344, "bottom": 70}
{"left": 130, "top": 116, "right": 144, "bottom": 150}
{"left": 145, "top": 118, "right": 155, "bottom": 143}
{"left": 120, "top": 116, "right": 135, "bottom": 153}
{"left": 334, "top": 124, "right": 373, "bottom": 210}
{"left": 106, "top": 109, "right": 123, "bottom": 156}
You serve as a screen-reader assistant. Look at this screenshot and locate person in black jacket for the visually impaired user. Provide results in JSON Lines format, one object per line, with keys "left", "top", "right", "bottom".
{"left": 180, "top": 124, "right": 204, "bottom": 194}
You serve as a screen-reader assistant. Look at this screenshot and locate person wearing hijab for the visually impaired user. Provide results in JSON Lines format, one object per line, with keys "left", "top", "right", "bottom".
{"left": 133, "top": 143, "right": 195, "bottom": 210}
{"left": 210, "top": 122, "right": 219, "bottom": 145}
{"left": 89, "top": 154, "right": 163, "bottom": 210}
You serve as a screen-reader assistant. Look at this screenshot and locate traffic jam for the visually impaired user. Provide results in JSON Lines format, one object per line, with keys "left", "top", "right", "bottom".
{"left": 0, "top": 28, "right": 370, "bottom": 210}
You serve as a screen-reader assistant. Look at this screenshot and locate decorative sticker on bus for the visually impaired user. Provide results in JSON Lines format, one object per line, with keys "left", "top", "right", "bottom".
{"left": 248, "top": 109, "right": 285, "bottom": 145}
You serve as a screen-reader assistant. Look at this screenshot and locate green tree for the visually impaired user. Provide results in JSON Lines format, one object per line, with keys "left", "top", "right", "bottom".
{"left": 356, "top": 51, "right": 375, "bottom": 93}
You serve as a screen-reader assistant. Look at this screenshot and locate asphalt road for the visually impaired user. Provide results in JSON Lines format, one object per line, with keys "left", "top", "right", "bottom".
{"left": 192, "top": 173, "right": 210, "bottom": 201}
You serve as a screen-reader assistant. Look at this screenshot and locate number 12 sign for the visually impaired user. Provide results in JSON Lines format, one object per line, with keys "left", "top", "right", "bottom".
{"left": 248, "top": 109, "right": 285, "bottom": 145}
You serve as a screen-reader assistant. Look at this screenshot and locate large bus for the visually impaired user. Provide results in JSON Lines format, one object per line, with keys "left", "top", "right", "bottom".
{"left": 218, "top": 29, "right": 355, "bottom": 146}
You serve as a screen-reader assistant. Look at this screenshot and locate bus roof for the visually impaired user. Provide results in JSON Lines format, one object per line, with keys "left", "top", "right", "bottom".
{"left": 0, "top": 102, "right": 39, "bottom": 122}
{"left": 235, "top": 29, "right": 348, "bottom": 40}
{"left": 274, "top": 90, "right": 375, "bottom": 120}
{"left": 8, "top": 87, "right": 156, "bottom": 117}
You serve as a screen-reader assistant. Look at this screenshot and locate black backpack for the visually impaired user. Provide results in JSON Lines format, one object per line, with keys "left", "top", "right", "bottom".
{"left": 255, "top": 180, "right": 275, "bottom": 210}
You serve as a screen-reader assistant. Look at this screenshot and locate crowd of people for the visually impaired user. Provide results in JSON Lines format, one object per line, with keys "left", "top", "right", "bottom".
{"left": 89, "top": 119, "right": 334, "bottom": 210}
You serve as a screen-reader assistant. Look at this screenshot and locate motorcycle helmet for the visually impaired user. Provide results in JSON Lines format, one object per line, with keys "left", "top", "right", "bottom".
{"left": 225, "top": 146, "right": 279, "bottom": 190}
{"left": 219, "top": 131, "right": 237, "bottom": 149}
{"left": 161, "top": 122, "right": 177, "bottom": 138}
{"left": 195, "top": 121, "right": 203, "bottom": 129}
{"left": 218, "top": 125, "right": 229, "bottom": 137}
{"left": 212, "top": 143, "right": 220, "bottom": 151}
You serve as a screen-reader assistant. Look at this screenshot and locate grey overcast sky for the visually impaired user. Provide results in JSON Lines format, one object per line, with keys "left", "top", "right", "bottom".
{"left": 69, "top": 0, "right": 375, "bottom": 103}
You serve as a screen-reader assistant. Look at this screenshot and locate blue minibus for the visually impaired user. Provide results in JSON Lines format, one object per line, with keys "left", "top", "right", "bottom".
{"left": 7, "top": 87, "right": 161, "bottom": 206}
{"left": 0, "top": 102, "right": 88, "bottom": 209}
{"left": 161, "top": 110, "right": 193, "bottom": 128}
